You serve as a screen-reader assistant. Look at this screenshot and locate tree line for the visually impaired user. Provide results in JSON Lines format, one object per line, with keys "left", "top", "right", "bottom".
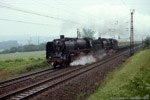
{"left": 0, "top": 43, "right": 46, "bottom": 54}
{"left": 0, "top": 40, "right": 19, "bottom": 50}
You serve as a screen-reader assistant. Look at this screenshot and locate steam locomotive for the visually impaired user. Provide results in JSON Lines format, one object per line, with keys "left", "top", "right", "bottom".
{"left": 46, "top": 35, "right": 118, "bottom": 68}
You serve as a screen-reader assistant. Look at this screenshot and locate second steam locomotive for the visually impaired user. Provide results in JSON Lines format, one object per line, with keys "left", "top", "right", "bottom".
{"left": 46, "top": 35, "right": 118, "bottom": 68}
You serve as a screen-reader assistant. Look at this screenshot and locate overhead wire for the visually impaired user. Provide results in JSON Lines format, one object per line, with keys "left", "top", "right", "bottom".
{"left": 31, "top": 0, "right": 71, "bottom": 13}
{"left": 52, "top": 0, "right": 98, "bottom": 19}
{"left": 52, "top": 0, "right": 74, "bottom": 9}
{"left": 121, "top": 0, "right": 130, "bottom": 9}
{"left": 0, "top": 1, "right": 132, "bottom": 32}
{"left": 33, "top": 0, "right": 93, "bottom": 27}
{"left": 0, "top": 1, "right": 82, "bottom": 25}
{"left": 31, "top": 0, "right": 94, "bottom": 21}
{"left": 0, "top": 18, "right": 62, "bottom": 28}
{"left": 31, "top": 0, "right": 70, "bottom": 17}
{"left": 31, "top": 0, "right": 86, "bottom": 21}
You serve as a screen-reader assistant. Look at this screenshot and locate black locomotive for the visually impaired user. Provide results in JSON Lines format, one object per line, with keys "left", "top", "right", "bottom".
{"left": 46, "top": 35, "right": 118, "bottom": 68}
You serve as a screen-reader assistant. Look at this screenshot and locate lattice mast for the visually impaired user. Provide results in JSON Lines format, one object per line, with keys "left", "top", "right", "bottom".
{"left": 130, "top": 9, "right": 135, "bottom": 56}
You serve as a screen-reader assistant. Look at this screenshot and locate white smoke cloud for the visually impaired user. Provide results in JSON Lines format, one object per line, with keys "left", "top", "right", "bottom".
{"left": 70, "top": 51, "right": 107, "bottom": 66}
{"left": 70, "top": 54, "right": 96, "bottom": 66}
{"left": 97, "top": 53, "right": 106, "bottom": 59}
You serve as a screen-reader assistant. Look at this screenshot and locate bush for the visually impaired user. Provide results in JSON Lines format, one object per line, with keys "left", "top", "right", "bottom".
{"left": 14, "top": 59, "right": 24, "bottom": 62}
{"left": 29, "top": 58, "right": 35, "bottom": 60}
{"left": 144, "top": 36, "right": 150, "bottom": 49}
{"left": 118, "top": 67, "right": 150, "bottom": 98}
{"left": 5, "top": 59, "right": 13, "bottom": 63}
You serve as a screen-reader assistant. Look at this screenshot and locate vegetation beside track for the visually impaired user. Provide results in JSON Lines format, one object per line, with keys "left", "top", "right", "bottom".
{"left": 143, "top": 36, "right": 150, "bottom": 49}
{"left": 0, "top": 51, "right": 51, "bottom": 80}
{"left": 88, "top": 49, "right": 150, "bottom": 100}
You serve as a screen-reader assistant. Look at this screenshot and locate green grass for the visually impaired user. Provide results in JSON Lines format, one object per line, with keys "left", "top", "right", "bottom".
{"left": 0, "top": 51, "right": 45, "bottom": 60}
{"left": 0, "top": 51, "right": 51, "bottom": 80}
{"left": 88, "top": 49, "right": 150, "bottom": 100}
{"left": 77, "top": 92, "right": 86, "bottom": 100}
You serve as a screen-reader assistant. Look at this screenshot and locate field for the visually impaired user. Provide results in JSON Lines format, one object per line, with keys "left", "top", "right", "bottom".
{"left": 0, "top": 51, "right": 51, "bottom": 80}
{"left": 88, "top": 49, "right": 150, "bottom": 100}
{"left": 0, "top": 51, "right": 46, "bottom": 60}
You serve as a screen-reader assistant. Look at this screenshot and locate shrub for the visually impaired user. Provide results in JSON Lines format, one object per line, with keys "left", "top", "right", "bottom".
{"left": 14, "top": 59, "right": 24, "bottom": 62}
{"left": 5, "top": 59, "right": 13, "bottom": 63}
{"left": 144, "top": 36, "right": 150, "bottom": 49}
{"left": 118, "top": 67, "right": 150, "bottom": 98}
{"left": 77, "top": 92, "right": 86, "bottom": 100}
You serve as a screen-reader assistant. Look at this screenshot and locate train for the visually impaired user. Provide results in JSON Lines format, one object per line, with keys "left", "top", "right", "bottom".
{"left": 46, "top": 35, "right": 118, "bottom": 68}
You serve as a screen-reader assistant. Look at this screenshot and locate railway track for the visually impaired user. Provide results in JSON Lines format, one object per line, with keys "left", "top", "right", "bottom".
{"left": 0, "top": 44, "right": 142, "bottom": 100}
{"left": 0, "top": 64, "right": 81, "bottom": 96}
{"left": 0, "top": 68, "right": 56, "bottom": 88}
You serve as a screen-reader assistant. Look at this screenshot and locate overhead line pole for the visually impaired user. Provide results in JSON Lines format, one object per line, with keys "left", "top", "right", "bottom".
{"left": 130, "top": 9, "right": 135, "bottom": 56}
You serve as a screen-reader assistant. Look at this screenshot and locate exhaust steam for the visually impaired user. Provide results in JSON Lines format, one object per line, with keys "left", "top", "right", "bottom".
{"left": 70, "top": 51, "right": 107, "bottom": 66}
{"left": 70, "top": 54, "right": 96, "bottom": 66}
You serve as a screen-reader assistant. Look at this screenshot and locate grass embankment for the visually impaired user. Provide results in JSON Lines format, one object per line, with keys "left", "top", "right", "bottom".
{"left": 0, "top": 51, "right": 51, "bottom": 80}
{"left": 88, "top": 49, "right": 150, "bottom": 100}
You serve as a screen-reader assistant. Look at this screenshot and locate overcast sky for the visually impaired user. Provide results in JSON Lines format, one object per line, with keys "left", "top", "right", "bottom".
{"left": 0, "top": 0, "right": 150, "bottom": 43}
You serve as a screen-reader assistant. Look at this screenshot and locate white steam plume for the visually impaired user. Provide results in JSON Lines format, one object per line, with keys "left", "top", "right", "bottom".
{"left": 70, "top": 54, "right": 96, "bottom": 66}
{"left": 70, "top": 51, "right": 107, "bottom": 66}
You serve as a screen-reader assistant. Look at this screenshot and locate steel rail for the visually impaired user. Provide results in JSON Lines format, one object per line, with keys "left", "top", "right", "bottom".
{"left": 0, "top": 68, "right": 56, "bottom": 88}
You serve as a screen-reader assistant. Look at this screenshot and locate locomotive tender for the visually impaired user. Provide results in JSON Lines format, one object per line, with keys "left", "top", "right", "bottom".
{"left": 46, "top": 35, "right": 118, "bottom": 68}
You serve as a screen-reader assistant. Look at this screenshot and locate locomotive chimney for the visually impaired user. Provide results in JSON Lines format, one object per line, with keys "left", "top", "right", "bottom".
{"left": 60, "top": 35, "right": 64, "bottom": 39}
{"left": 98, "top": 37, "right": 101, "bottom": 40}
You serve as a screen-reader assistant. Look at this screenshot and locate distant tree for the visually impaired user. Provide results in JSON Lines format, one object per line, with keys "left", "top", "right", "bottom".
{"left": 38, "top": 43, "right": 46, "bottom": 50}
{"left": 1, "top": 49, "right": 10, "bottom": 54}
{"left": 0, "top": 40, "right": 19, "bottom": 50}
{"left": 81, "top": 28, "right": 96, "bottom": 39}
{"left": 10, "top": 47, "right": 18, "bottom": 53}
{"left": 144, "top": 36, "right": 150, "bottom": 49}
{"left": 23, "top": 44, "right": 37, "bottom": 52}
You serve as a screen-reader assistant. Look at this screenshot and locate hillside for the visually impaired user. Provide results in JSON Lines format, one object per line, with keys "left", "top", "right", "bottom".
{"left": 88, "top": 49, "right": 150, "bottom": 100}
